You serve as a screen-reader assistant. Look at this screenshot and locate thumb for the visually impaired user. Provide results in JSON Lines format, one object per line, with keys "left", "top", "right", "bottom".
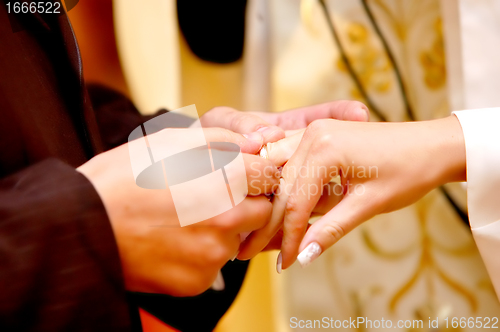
{"left": 202, "top": 127, "right": 264, "bottom": 154}
{"left": 202, "top": 107, "right": 285, "bottom": 143}
{"left": 296, "top": 191, "right": 374, "bottom": 268}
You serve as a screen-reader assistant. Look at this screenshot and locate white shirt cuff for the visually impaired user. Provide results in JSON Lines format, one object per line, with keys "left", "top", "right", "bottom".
{"left": 453, "top": 108, "right": 500, "bottom": 298}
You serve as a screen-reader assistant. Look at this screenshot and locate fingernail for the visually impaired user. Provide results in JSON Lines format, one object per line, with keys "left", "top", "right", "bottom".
{"left": 257, "top": 126, "right": 279, "bottom": 139}
{"left": 276, "top": 252, "right": 282, "bottom": 274}
{"left": 297, "top": 242, "right": 322, "bottom": 268}
{"left": 352, "top": 108, "right": 369, "bottom": 122}
{"left": 242, "top": 132, "right": 264, "bottom": 144}
{"left": 211, "top": 270, "right": 225, "bottom": 291}
{"left": 231, "top": 250, "right": 239, "bottom": 261}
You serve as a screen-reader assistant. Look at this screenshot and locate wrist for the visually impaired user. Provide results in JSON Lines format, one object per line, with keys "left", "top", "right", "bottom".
{"left": 428, "top": 116, "right": 467, "bottom": 187}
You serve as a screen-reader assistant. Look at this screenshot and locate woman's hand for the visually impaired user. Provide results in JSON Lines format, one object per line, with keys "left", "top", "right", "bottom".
{"left": 78, "top": 128, "right": 280, "bottom": 296}
{"left": 239, "top": 116, "right": 466, "bottom": 270}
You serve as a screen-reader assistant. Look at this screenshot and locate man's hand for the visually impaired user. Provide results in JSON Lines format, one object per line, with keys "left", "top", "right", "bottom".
{"left": 77, "top": 128, "right": 280, "bottom": 296}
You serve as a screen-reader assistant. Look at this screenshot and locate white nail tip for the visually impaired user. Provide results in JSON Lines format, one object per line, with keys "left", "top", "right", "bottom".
{"left": 297, "top": 242, "right": 322, "bottom": 268}
{"left": 211, "top": 270, "right": 225, "bottom": 291}
{"left": 276, "top": 252, "right": 282, "bottom": 274}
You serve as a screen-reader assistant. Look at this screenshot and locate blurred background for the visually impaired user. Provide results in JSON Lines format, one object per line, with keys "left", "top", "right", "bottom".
{"left": 68, "top": 0, "right": 500, "bottom": 331}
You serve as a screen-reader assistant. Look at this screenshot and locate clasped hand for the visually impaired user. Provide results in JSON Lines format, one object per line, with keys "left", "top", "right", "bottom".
{"left": 77, "top": 100, "right": 369, "bottom": 296}
{"left": 78, "top": 98, "right": 465, "bottom": 296}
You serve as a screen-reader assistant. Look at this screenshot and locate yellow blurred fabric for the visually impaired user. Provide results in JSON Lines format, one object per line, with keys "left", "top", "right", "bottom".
{"left": 214, "top": 253, "right": 278, "bottom": 332}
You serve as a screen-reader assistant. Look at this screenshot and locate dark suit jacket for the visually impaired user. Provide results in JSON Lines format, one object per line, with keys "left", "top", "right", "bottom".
{"left": 0, "top": 1, "right": 248, "bottom": 331}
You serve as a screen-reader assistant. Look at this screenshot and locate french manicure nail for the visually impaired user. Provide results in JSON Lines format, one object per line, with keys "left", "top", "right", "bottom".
{"left": 231, "top": 251, "right": 239, "bottom": 261}
{"left": 297, "top": 242, "right": 322, "bottom": 268}
{"left": 276, "top": 252, "right": 282, "bottom": 274}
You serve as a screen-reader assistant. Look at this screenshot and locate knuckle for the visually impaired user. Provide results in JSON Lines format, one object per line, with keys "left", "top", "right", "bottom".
{"left": 191, "top": 273, "right": 219, "bottom": 296}
{"left": 310, "top": 132, "right": 334, "bottom": 154}
{"left": 288, "top": 221, "right": 306, "bottom": 238}
{"left": 322, "top": 223, "right": 346, "bottom": 243}
{"left": 198, "top": 232, "right": 233, "bottom": 266}
{"left": 230, "top": 113, "right": 252, "bottom": 131}
{"left": 307, "top": 119, "right": 326, "bottom": 133}
{"left": 207, "top": 106, "right": 221, "bottom": 116}
{"left": 213, "top": 106, "right": 234, "bottom": 116}
{"left": 285, "top": 194, "right": 300, "bottom": 214}
{"left": 304, "top": 120, "right": 333, "bottom": 145}
{"left": 207, "top": 240, "right": 233, "bottom": 266}
{"left": 203, "top": 107, "right": 229, "bottom": 125}
{"left": 217, "top": 128, "right": 234, "bottom": 144}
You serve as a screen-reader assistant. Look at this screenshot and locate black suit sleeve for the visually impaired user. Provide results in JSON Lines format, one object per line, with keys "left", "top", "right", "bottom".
{"left": 0, "top": 159, "right": 132, "bottom": 332}
{"left": 86, "top": 84, "right": 195, "bottom": 151}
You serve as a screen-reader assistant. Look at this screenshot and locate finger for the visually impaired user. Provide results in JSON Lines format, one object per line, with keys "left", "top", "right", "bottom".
{"left": 238, "top": 135, "right": 313, "bottom": 260}
{"left": 197, "top": 195, "right": 272, "bottom": 237}
{"left": 243, "top": 154, "right": 280, "bottom": 195}
{"left": 285, "top": 129, "right": 303, "bottom": 137}
{"left": 237, "top": 179, "right": 287, "bottom": 260}
{"left": 297, "top": 188, "right": 376, "bottom": 268}
{"left": 280, "top": 161, "right": 330, "bottom": 269}
{"left": 311, "top": 182, "right": 344, "bottom": 216}
{"left": 202, "top": 127, "right": 263, "bottom": 154}
{"left": 218, "top": 195, "right": 273, "bottom": 235}
{"left": 262, "top": 229, "right": 284, "bottom": 251}
{"left": 201, "top": 107, "right": 285, "bottom": 143}
{"left": 284, "top": 101, "right": 370, "bottom": 127}
{"left": 266, "top": 130, "right": 304, "bottom": 166}
{"left": 262, "top": 223, "right": 313, "bottom": 251}
{"left": 301, "top": 100, "right": 369, "bottom": 123}
{"left": 241, "top": 181, "right": 342, "bottom": 258}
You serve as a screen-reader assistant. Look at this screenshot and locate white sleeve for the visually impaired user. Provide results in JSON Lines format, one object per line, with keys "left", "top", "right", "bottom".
{"left": 453, "top": 108, "right": 500, "bottom": 297}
